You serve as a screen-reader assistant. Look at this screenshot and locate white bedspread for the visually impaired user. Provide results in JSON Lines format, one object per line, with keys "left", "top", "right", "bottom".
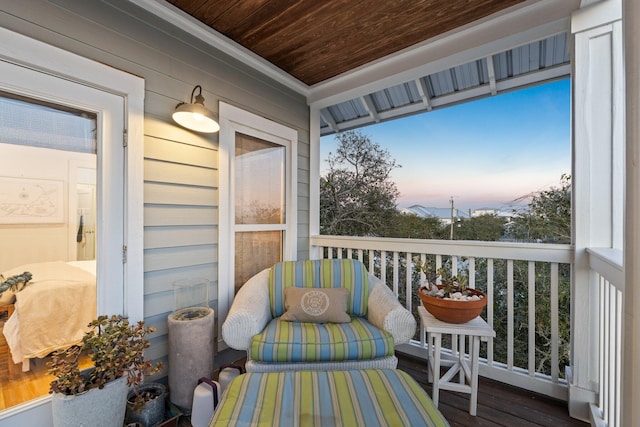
{"left": 2, "top": 261, "right": 96, "bottom": 370}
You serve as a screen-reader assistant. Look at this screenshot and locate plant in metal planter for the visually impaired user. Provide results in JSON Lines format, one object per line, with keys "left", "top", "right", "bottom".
{"left": 48, "top": 315, "right": 162, "bottom": 427}
{"left": 125, "top": 382, "right": 167, "bottom": 427}
{"left": 415, "top": 260, "right": 486, "bottom": 324}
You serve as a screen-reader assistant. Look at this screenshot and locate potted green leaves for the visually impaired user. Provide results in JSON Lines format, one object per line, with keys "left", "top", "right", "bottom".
{"left": 48, "top": 315, "right": 162, "bottom": 427}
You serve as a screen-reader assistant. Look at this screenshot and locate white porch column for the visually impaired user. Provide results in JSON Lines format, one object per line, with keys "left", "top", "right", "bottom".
{"left": 623, "top": 0, "right": 640, "bottom": 425}
{"left": 570, "top": 0, "right": 623, "bottom": 421}
{"left": 308, "top": 104, "right": 321, "bottom": 259}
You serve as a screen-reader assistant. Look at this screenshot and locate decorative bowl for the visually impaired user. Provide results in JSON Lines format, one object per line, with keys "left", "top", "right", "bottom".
{"left": 418, "top": 286, "right": 487, "bottom": 324}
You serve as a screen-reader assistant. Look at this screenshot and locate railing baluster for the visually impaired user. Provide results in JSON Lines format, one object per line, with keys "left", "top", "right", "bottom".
{"left": 487, "top": 258, "right": 494, "bottom": 366}
{"left": 357, "top": 249, "right": 363, "bottom": 262}
{"left": 603, "top": 276, "right": 610, "bottom": 423}
{"left": 381, "top": 250, "right": 387, "bottom": 284}
{"left": 507, "top": 259, "right": 514, "bottom": 371}
{"left": 369, "top": 250, "right": 374, "bottom": 274}
{"left": 598, "top": 276, "right": 605, "bottom": 414}
{"left": 607, "top": 280, "right": 620, "bottom": 426}
{"left": 468, "top": 257, "right": 475, "bottom": 289}
{"left": 528, "top": 261, "right": 535, "bottom": 377}
{"left": 551, "top": 263, "right": 559, "bottom": 382}
{"left": 392, "top": 251, "right": 399, "bottom": 296}
{"left": 452, "top": 255, "right": 458, "bottom": 276}
{"left": 406, "top": 252, "right": 413, "bottom": 310}
{"left": 614, "top": 284, "right": 622, "bottom": 426}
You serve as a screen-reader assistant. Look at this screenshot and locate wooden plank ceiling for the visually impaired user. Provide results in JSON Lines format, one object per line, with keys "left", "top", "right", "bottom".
{"left": 166, "top": 0, "right": 525, "bottom": 86}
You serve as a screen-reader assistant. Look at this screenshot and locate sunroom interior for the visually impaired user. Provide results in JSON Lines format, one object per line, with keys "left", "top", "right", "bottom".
{"left": 0, "top": 0, "right": 638, "bottom": 426}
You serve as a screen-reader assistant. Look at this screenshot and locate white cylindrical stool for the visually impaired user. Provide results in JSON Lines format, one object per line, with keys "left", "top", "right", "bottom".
{"left": 168, "top": 306, "right": 215, "bottom": 414}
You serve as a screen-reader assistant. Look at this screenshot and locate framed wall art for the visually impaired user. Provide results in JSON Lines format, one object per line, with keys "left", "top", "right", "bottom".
{"left": 0, "top": 176, "right": 64, "bottom": 223}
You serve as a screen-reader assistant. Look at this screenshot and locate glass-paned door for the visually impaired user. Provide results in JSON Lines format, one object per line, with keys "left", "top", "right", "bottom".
{"left": 218, "top": 102, "right": 297, "bottom": 347}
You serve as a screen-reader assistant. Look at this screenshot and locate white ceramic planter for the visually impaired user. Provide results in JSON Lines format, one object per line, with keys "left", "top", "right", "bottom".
{"left": 51, "top": 375, "right": 128, "bottom": 427}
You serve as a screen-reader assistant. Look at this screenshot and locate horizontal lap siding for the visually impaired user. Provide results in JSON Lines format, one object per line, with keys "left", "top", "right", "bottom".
{"left": 143, "top": 123, "right": 219, "bottom": 331}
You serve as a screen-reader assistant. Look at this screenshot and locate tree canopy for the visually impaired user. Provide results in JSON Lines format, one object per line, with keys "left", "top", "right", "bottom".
{"left": 510, "top": 174, "right": 571, "bottom": 243}
{"left": 320, "top": 130, "right": 400, "bottom": 236}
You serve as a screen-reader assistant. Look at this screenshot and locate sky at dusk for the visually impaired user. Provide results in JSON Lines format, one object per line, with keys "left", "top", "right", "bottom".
{"left": 320, "top": 79, "right": 571, "bottom": 213}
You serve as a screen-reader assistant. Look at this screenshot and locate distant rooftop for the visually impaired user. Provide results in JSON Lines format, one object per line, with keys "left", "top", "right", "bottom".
{"left": 401, "top": 204, "right": 520, "bottom": 220}
{"left": 401, "top": 205, "right": 469, "bottom": 220}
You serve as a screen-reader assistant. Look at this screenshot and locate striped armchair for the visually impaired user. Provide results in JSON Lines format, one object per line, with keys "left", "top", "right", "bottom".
{"left": 222, "top": 259, "right": 416, "bottom": 372}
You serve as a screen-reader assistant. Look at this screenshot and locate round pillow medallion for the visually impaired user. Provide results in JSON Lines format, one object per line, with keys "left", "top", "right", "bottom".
{"left": 301, "top": 290, "right": 330, "bottom": 316}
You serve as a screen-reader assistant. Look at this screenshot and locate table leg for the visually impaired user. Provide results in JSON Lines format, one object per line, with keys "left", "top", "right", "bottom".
{"left": 426, "top": 331, "right": 433, "bottom": 383}
{"left": 432, "top": 332, "right": 442, "bottom": 407}
{"left": 469, "top": 336, "right": 481, "bottom": 416}
{"left": 458, "top": 334, "right": 465, "bottom": 384}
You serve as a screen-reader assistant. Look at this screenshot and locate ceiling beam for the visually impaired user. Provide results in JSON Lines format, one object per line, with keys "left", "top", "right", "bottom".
{"left": 361, "top": 95, "right": 380, "bottom": 123}
{"left": 486, "top": 55, "right": 498, "bottom": 95}
{"left": 415, "top": 78, "right": 434, "bottom": 111}
{"left": 319, "top": 109, "right": 339, "bottom": 133}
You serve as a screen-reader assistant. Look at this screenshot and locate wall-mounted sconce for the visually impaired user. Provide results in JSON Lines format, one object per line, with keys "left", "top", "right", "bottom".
{"left": 172, "top": 85, "right": 220, "bottom": 133}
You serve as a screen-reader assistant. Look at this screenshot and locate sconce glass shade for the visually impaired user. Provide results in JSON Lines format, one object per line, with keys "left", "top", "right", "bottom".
{"left": 172, "top": 85, "right": 220, "bottom": 133}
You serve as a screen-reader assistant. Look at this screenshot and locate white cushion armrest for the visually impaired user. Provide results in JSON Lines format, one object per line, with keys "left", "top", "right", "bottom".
{"left": 367, "top": 274, "right": 416, "bottom": 345}
{"left": 221, "top": 268, "right": 273, "bottom": 351}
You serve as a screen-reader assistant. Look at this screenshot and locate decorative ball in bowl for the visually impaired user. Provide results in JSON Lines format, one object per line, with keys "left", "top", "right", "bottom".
{"left": 418, "top": 285, "right": 487, "bottom": 324}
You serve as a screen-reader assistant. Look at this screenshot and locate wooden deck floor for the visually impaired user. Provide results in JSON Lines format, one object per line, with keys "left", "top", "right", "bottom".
{"left": 178, "top": 350, "right": 588, "bottom": 427}
{"left": 397, "top": 353, "right": 588, "bottom": 427}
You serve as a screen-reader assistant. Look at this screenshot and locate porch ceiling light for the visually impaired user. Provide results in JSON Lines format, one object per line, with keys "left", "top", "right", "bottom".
{"left": 172, "top": 85, "right": 220, "bottom": 133}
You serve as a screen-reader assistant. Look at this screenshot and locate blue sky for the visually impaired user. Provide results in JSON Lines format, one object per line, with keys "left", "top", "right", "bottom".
{"left": 320, "top": 79, "right": 571, "bottom": 212}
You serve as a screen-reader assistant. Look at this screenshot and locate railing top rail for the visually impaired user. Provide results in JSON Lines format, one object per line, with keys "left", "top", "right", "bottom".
{"left": 310, "top": 235, "right": 574, "bottom": 263}
{"left": 587, "top": 247, "right": 624, "bottom": 288}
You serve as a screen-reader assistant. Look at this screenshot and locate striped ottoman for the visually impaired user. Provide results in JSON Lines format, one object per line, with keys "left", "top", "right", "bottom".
{"left": 210, "top": 368, "right": 449, "bottom": 427}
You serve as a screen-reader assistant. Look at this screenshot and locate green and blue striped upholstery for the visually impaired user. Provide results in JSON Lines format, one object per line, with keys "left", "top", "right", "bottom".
{"left": 250, "top": 317, "right": 394, "bottom": 363}
{"left": 269, "top": 259, "right": 369, "bottom": 317}
{"left": 210, "top": 369, "right": 450, "bottom": 427}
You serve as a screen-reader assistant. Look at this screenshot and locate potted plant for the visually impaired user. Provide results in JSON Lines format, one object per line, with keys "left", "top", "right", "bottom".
{"left": 125, "top": 382, "right": 167, "bottom": 427}
{"left": 415, "top": 260, "right": 487, "bottom": 324}
{"left": 48, "top": 315, "right": 162, "bottom": 427}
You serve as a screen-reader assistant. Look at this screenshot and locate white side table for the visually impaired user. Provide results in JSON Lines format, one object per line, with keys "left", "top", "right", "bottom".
{"left": 418, "top": 305, "right": 495, "bottom": 416}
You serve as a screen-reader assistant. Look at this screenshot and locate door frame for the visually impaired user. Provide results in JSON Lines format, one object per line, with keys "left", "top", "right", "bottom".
{"left": 0, "top": 27, "right": 144, "bottom": 425}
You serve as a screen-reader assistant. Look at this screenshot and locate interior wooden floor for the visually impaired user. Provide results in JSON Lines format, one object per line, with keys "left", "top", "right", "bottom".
{"left": 0, "top": 355, "right": 56, "bottom": 410}
{"left": 0, "top": 303, "right": 92, "bottom": 410}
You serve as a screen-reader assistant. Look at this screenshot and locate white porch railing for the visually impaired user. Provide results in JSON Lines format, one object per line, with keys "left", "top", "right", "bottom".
{"left": 311, "top": 235, "right": 574, "bottom": 400}
{"left": 587, "top": 248, "right": 623, "bottom": 427}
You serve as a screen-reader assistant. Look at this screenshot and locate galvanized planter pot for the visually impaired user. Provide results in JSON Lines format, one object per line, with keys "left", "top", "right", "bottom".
{"left": 51, "top": 375, "right": 128, "bottom": 427}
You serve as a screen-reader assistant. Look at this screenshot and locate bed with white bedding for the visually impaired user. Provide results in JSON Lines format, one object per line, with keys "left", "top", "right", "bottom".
{"left": 1, "top": 260, "right": 96, "bottom": 371}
